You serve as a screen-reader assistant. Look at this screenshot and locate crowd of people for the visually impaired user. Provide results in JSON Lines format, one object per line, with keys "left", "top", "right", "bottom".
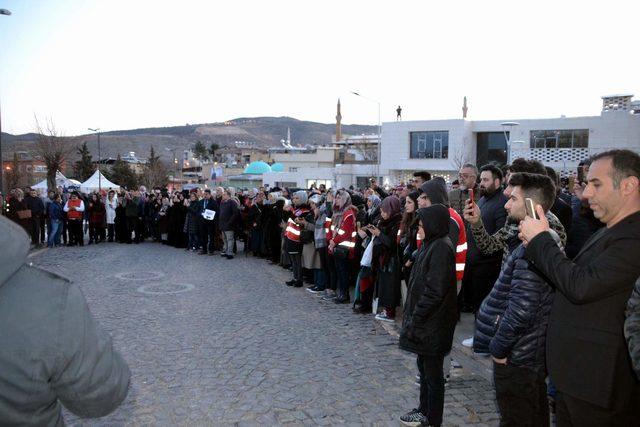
{"left": 1, "top": 148, "right": 639, "bottom": 426}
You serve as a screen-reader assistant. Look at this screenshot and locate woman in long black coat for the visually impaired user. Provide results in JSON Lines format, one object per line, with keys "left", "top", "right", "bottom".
{"left": 398, "top": 205, "right": 457, "bottom": 427}
{"left": 167, "top": 194, "right": 187, "bottom": 248}
{"left": 368, "top": 196, "right": 402, "bottom": 321}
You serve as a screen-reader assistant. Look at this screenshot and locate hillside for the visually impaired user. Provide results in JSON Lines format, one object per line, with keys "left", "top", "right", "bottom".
{"left": 1, "top": 117, "right": 377, "bottom": 161}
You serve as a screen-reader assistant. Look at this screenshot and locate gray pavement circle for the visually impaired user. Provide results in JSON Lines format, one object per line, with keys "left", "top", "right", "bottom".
{"left": 114, "top": 271, "right": 166, "bottom": 281}
{"left": 136, "top": 283, "right": 196, "bottom": 295}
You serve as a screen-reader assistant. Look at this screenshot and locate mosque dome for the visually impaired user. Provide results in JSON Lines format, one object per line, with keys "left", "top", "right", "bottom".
{"left": 270, "top": 163, "right": 284, "bottom": 172}
{"left": 243, "top": 160, "right": 272, "bottom": 175}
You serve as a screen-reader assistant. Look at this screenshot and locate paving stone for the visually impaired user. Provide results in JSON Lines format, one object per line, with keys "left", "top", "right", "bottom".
{"left": 32, "top": 243, "right": 500, "bottom": 425}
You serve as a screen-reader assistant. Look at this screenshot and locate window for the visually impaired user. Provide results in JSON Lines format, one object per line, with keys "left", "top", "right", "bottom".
{"left": 289, "top": 167, "right": 298, "bottom": 172}
{"left": 530, "top": 129, "right": 589, "bottom": 149}
{"left": 410, "top": 131, "right": 449, "bottom": 159}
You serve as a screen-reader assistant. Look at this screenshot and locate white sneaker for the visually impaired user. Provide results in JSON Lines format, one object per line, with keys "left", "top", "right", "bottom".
{"left": 462, "top": 337, "right": 474, "bottom": 348}
{"left": 375, "top": 312, "right": 395, "bottom": 323}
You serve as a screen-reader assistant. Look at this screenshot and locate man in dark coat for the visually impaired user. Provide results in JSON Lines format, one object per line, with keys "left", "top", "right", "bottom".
{"left": 520, "top": 149, "right": 640, "bottom": 425}
{"left": 626, "top": 277, "right": 640, "bottom": 379}
{"left": 463, "top": 164, "right": 509, "bottom": 311}
{"left": 218, "top": 189, "right": 240, "bottom": 259}
{"left": 198, "top": 189, "right": 219, "bottom": 255}
{"left": 24, "top": 188, "right": 45, "bottom": 246}
{"left": 399, "top": 205, "right": 457, "bottom": 427}
{"left": 0, "top": 214, "right": 130, "bottom": 425}
{"left": 475, "top": 172, "right": 558, "bottom": 426}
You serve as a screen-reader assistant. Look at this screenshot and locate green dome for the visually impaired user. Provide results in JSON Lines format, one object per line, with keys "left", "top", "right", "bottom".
{"left": 270, "top": 163, "right": 284, "bottom": 172}
{"left": 243, "top": 161, "right": 272, "bottom": 175}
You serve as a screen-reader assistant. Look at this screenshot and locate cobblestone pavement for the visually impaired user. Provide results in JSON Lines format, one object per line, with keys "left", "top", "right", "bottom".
{"left": 31, "top": 242, "right": 499, "bottom": 426}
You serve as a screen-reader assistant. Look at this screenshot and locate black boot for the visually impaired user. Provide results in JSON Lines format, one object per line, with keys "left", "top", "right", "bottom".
{"left": 293, "top": 280, "right": 304, "bottom": 288}
{"left": 286, "top": 279, "right": 296, "bottom": 286}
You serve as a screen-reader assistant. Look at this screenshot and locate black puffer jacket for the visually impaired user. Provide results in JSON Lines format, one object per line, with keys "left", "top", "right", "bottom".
{"left": 625, "top": 277, "right": 640, "bottom": 379}
{"left": 474, "top": 243, "right": 554, "bottom": 369}
{"left": 399, "top": 205, "right": 457, "bottom": 356}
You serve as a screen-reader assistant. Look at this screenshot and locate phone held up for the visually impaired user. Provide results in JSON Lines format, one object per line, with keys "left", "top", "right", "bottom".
{"left": 525, "top": 198, "right": 538, "bottom": 220}
{"left": 468, "top": 189, "right": 474, "bottom": 205}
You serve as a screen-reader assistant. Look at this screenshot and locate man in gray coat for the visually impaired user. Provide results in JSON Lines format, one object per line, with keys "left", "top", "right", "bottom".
{"left": 0, "top": 215, "right": 130, "bottom": 425}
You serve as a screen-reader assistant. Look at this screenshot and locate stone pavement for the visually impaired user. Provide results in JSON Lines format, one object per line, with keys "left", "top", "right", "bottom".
{"left": 30, "top": 242, "right": 499, "bottom": 426}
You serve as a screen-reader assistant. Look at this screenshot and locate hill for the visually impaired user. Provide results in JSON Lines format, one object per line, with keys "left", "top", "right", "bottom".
{"left": 1, "top": 117, "right": 377, "bottom": 161}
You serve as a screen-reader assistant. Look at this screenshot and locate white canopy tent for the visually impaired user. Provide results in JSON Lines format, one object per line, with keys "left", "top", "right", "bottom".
{"left": 32, "top": 171, "right": 81, "bottom": 190}
{"left": 79, "top": 170, "right": 120, "bottom": 194}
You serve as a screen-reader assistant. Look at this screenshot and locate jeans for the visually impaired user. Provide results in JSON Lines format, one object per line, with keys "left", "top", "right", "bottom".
{"left": 334, "top": 256, "right": 350, "bottom": 298}
{"left": 47, "top": 219, "right": 62, "bottom": 247}
{"left": 417, "top": 354, "right": 446, "bottom": 427}
{"left": 222, "top": 230, "right": 234, "bottom": 256}
{"left": 493, "top": 362, "right": 549, "bottom": 427}
{"left": 68, "top": 219, "right": 83, "bottom": 246}
{"left": 107, "top": 223, "right": 115, "bottom": 242}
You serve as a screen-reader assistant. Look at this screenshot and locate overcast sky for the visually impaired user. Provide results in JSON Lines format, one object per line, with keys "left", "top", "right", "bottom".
{"left": 0, "top": 0, "right": 637, "bottom": 136}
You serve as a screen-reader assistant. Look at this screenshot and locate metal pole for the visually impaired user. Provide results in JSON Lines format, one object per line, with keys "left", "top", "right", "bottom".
{"left": 0, "top": 8, "right": 11, "bottom": 195}
{"left": 97, "top": 132, "right": 101, "bottom": 192}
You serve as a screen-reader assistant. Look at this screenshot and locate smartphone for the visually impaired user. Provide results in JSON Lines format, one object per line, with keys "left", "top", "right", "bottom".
{"left": 357, "top": 221, "right": 361, "bottom": 229}
{"left": 525, "top": 198, "right": 538, "bottom": 220}
{"left": 568, "top": 176, "right": 575, "bottom": 190}
{"left": 468, "top": 189, "right": 475, "bottom": 205}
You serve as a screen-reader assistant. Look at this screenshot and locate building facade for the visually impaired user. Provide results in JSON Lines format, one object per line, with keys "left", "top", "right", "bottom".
{"left": 380, "top": 94, "right": 640, "bottom": 184}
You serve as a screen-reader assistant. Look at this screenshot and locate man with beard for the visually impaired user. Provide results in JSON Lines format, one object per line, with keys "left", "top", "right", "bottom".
{"left": 468, "top": 165, "right": 509, "bottom": 311}
{"left": 474, "top": 172, "right": 559, "bottom": 426}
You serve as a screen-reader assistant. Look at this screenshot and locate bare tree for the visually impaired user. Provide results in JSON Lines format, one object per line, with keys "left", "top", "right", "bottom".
{"left": 451, "top": 136, "right": 472, "bottom": 171}
{"left": 33, "top": 116, "right": 74, "bottom": 190}
{"left": 141, "top": 146, "right": 168, "bottom": 189}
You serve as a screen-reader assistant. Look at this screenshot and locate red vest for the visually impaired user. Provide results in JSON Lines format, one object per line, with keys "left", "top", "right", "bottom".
{"left": 285, "top": 208, "right": 309, "bottom": 242}
{"left": 67, "top": 199, "right": 83, "bottom": 220}
{"left": 449, "top": 207, "right": 467, "bottom": 281}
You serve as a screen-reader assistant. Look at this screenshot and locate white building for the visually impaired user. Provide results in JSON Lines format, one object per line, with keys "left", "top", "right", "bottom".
{"left": 380, "top": 94, "right": 640, "bottom": 184}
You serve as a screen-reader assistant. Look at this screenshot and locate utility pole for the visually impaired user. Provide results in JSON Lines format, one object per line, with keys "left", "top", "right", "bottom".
{"left": 88, "top": 128, "right": 101, "bottom": 192}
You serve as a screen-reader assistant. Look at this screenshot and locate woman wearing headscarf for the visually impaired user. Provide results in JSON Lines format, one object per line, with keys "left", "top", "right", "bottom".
{"left": 327, "top": 190, "right": 357, "bottom": 304}
{"left": 284, "top": 190, "right": 311, "bottom": 287}
{"left": 302, "top": 194, "right": 326, "bottom": 293}
{"left": 157, "top": 196, "right": 171, "bottom": 244}
{"left": 365, "top": 194, "right": 382, "bottom": 226}
{"left": 398, "top": 205, "right": 457, "bottom": 427}
{"left": 265, "top": 192, "right": 285, "bottom": 264}
{"left": 366, "top": 196, "right": 402, "bottom": 322}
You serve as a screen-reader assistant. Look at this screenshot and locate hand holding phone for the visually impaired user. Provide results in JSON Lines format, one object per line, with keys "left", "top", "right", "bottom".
{"left": 469, "top": 189, "right": 475, "bottom": 205}
{"left": 525, "top": 198, "right": 538, "bottom": 220}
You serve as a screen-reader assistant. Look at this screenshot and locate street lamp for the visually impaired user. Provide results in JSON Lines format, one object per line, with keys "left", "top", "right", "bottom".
{"left": 0, "top": 8, "right": 11, "bottom": 195}
{"left": 351, "top": 91, "right": 381, "bottom": 179}
{"left": 165, "top": 147, "right": 179, "bottom": 191}
{"left": 88, "top": 128, "right": 101, "bottom": 192}
{"left": 500, "top": 122, "right": 520, "bottom": 164}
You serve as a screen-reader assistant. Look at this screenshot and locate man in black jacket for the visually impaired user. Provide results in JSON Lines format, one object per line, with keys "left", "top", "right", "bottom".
{"left": 626, "top": 277, "right": 640, "bottom": 380}
{"left": 24, "top": 188, "right": 45, "bottom": 246}
{"left": 198, "top": 189, "right": 219, "bottom": 255}
{"left": 475, "top": 172, "right": 558, "bottom": 426}
{"left": 520, "top": 149, "right": 640, "bottom": 426}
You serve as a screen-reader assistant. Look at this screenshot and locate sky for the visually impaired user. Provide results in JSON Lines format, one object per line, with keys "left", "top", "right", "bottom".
{"left": 0, "top": 0, "right": 638, "bottom": 136}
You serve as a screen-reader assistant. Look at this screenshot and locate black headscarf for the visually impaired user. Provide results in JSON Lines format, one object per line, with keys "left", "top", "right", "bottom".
{"left": 416, "top": 205, "right": 450, "bottom": 244}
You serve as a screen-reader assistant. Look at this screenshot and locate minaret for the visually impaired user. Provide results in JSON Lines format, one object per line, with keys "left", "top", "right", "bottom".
{"left": 336, "top": 98, "right": 342, "bottom": 142}
{"left": 462, "top": 96, "right": 468, "bottom": 119}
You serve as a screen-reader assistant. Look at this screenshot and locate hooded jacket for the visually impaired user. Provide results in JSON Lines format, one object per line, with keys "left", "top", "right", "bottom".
{"left": 399, "top": 205, "right": 457, "bottom": 355}
{"left": 0, "top": 215, "right": 130, "bottom": 425}
{"left": 421, "top": 178, "right": 467, "bottom": 279}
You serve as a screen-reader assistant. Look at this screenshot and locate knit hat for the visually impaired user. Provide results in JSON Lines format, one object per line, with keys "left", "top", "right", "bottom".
{"left": 293, "top": 190, "right": 308, "bottom": 206}
{"left": 420, "top": 177, "right": 449, "bottom": 207}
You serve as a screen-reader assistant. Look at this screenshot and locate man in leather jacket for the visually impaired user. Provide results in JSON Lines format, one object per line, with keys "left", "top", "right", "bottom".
{"left": 474, "top": 173, "right": 558, "bottom": 426}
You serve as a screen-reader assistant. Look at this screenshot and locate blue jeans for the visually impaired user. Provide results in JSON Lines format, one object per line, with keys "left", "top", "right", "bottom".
{"left": 313, "top": 268, "right": 326, "bottom": 290}
{"left": 48, "top": 220, "right": 62, "bottom": 247}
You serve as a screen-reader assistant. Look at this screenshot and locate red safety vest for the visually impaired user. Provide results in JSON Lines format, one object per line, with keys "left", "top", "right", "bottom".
{"left": 285, "top": 208, "right": 309, "bottom": 242}
{"left": 67, "top": 199, "right": 83, "bottom": 220}
{"left": 449, "top": 207, "right": 467, "bottom": 281}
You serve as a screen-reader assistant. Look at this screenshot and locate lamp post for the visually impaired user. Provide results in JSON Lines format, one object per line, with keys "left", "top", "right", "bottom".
{"left": 88, "top": 128, "right": 101, "bottom": 192}
{"left": 165, "top": 147, "right": 179, "bottom": 191}
{"left": 500, "top": 122, "right": 520, "bottom": 164}
{"left": 0, "top": 8, "right": 11, "bottom": 195}
{"left": 351, "top": 91, "right": 381, "bottom": 179}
